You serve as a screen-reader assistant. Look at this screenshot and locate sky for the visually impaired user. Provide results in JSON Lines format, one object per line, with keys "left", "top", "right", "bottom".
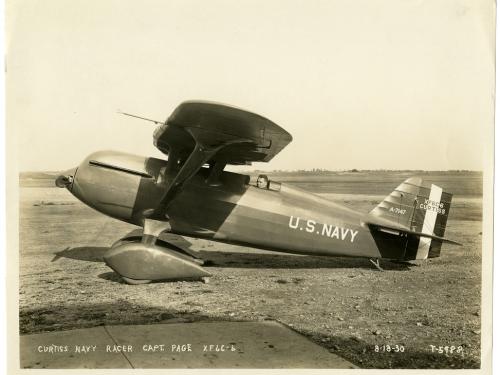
{"left": 6, "top": 0, "right": 495, "bottom": 172}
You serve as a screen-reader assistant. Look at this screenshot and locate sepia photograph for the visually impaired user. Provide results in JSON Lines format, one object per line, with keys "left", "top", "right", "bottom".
{"left": 6, "top": 0, "right": 495, "bottom": 373}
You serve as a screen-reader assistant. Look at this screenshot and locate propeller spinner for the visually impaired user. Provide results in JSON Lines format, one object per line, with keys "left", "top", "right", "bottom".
{"left": 55, "top": 168, "right": 77, "bottom": 189}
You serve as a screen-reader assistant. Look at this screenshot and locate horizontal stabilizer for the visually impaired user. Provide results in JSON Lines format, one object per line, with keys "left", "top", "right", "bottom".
{"left": 363, "top": 219, "right": 462, "bottom": 246}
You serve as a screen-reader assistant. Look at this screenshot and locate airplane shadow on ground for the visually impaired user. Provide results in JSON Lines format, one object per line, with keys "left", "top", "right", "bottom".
{"left": 96, "top": 272, "right": 214, "bottom": 284}
{"left": 98, "top": 272, "right": 124, "bottom": 283}
{"left": 53, "top": 246, "right": 417, "bottom": 271}
{"left": 197, "top": 250, "right": 416, "bottom": 271}
{"left": 52, "top": 246, "right": 108, "bottom": 263}
{"left": 19, "top": 301, "right": 479, "bottom": 369}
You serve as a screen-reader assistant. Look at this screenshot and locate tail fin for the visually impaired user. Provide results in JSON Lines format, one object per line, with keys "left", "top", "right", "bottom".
{"left": 367, "top": 177, "right": 453, "bottom": 260}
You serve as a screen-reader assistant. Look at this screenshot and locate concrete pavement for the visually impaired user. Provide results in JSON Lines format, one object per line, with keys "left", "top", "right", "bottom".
{"left": 20, "top": 321, "right": 356, "bottom": 369}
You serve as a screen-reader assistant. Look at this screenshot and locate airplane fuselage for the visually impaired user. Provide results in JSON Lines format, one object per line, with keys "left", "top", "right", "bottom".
{"left": 65, "top": 150, "right": 386, "bottom": 259}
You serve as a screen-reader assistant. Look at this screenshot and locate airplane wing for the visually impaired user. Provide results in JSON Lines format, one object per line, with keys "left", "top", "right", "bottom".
{"left": 150, "top": 101, "right": 292, "bottom": 217}
{"left": 154, "top": 101, "right": 293, "bottom": 165}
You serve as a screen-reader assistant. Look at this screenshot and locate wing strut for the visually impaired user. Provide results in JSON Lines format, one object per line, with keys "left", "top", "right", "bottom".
{"left": 154, "top": 143, "right": 220, "bottom": 218}
{"left": 152, "top": 128, "right": 252, "bottom": 218}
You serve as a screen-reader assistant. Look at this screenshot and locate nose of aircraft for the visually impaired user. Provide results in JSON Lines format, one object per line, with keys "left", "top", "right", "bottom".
{"left": 55, "top": 167, "right": 78, "bottom": 190}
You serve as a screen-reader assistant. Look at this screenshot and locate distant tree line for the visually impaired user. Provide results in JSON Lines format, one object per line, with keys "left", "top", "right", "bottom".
{"left": 248, "top": 169, "right": 481, "bottom": 174}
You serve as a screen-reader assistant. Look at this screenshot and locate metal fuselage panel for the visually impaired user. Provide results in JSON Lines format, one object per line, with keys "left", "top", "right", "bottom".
{"left": 169, "top": 181, "right": 380, "bottom": 258}
{"left": 70, "top": 151, "right": 382, "bottom": 259}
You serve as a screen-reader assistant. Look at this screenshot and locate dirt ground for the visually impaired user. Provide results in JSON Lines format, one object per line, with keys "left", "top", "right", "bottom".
{"left": 18, "top": 171, "right": 483, "bottom": 369}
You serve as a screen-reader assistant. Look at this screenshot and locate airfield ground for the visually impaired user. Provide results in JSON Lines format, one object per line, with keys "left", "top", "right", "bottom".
{"left": 18, "top": 171, "right": 483, "bottom": 369}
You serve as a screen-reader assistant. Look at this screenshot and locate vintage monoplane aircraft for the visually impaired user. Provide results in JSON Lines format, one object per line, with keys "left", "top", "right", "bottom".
{"left": 56, "top": 101, "right": 459, "bottom": 284}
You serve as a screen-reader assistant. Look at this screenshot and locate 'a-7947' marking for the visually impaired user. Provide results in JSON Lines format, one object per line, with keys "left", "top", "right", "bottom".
{"left": 288, "top": 216, "right": 359, "bottom": 242}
